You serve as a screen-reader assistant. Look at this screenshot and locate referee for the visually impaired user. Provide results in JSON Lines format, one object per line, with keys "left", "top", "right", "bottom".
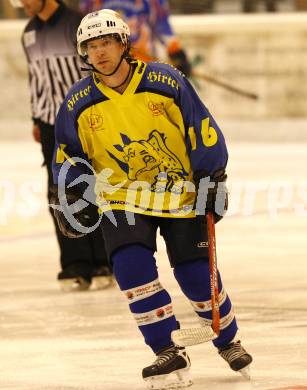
{"left": 11, "top": 0, "right": 113, "bottom": 291}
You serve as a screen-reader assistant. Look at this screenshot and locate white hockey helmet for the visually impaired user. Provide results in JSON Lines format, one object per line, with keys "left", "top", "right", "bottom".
{"left": 10, "top": 0, "right": 23, "bottom": 7}
{"left": 77, "top": 9, "right": 130, "bottom": 57}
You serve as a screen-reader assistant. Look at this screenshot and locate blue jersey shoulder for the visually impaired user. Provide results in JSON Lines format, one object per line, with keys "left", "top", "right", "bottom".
{"left": 63, "top": 76, "right": 94, "bottom": 114}
{"left": 141, "top": 61, "right": 187, "bottom": 97}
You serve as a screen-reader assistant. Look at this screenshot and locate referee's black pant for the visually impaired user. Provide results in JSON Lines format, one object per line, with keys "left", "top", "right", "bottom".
{"left": 38, "top": 120, "right": 109, "bottom": 276}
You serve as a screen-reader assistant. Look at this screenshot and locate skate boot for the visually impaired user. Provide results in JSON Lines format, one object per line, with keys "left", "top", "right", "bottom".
{"left": 91, "top": 266, "right": 114, "bottom": 290}
{"left": 142, "top": 345, "right": 193, "bottom": 390}
{"left": 218, "top": 340, "right": 252, "bottom": 379}
{"left": 57, "top": 263, "right": 92, "bottom": 292}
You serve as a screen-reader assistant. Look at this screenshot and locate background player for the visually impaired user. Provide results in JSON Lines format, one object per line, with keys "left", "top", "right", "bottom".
{"left": 78, "top": 0, "right": 191, "bottom": 76}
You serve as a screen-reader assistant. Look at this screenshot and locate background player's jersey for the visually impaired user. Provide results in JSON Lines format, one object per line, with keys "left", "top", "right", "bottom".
{"left": 79, "top": 0, "right": 181, "bottom": 61}
{"left": 53, "top": 61, "right": 228, "bottom": 217}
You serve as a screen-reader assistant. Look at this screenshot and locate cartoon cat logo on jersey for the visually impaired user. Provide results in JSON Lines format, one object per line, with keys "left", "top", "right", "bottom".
{"left": 107, "top": 130, "right": 188, "bottom": 194}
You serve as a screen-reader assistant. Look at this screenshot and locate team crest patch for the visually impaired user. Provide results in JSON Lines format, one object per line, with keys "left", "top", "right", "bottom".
{"left": 148, "top": 101, "right": 164, "bottom": 116}
{"left": 88, "top": 114, "right": 104, "bottom": 131}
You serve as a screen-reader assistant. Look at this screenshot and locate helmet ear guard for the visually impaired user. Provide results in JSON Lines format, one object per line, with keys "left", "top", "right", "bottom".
{"left": 77, "top": 9, "right": 130, "bottom": 58}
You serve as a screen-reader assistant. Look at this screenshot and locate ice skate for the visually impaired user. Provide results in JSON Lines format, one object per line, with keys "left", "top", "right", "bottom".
{"left": 142, "top": 345, "right": 193, "bottom": 390}
{"left": 58, "top": 276, "right": 91, "bottom": 292}
{"left": 218, "top": 340, "right": 252, "bottom": 379}
{"left": 91, "top": 266, "right": 114, "bottom": 290}
{"left": 57, "top": 264, "right": 92, "bottom": 292}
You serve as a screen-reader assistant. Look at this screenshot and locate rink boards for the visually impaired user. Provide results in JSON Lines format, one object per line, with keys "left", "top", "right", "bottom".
{"left": 0, "top": 12, "right": 307, "bottom": 139}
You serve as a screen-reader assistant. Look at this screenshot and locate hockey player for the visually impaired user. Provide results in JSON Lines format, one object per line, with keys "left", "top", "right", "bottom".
{"left": 78, "top": 0, "right": 191, "bottom": 76}
{"left": 10, "top": 0, "right": 113, "bottom": 291}
{"left": 51, "top": 9, "right": 253, "bottom": 389}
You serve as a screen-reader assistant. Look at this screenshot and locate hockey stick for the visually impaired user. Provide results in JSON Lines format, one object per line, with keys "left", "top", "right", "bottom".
{"left": 207, "top": 211, "right": 220, "bottom": 336}
{"left": 192, "top": 71, "right": 259, "bottom": 100}
{"left": 171, "top": 212, "right": 220, "bottom": 347}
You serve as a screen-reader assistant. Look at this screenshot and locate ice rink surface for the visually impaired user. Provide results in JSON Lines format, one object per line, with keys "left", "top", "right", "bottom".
{"left": 1, "top": 137, "right": 307, "bottom": 390}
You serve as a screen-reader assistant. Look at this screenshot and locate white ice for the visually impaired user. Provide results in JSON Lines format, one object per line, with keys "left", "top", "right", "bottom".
{"left": 1, "top": 134, "right": 307, "bottom": 390}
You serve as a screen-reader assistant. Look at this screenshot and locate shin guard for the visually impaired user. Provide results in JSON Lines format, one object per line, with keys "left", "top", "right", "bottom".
{"left": 112, "top": 244, "right": 178, "bottom": 352}
{"left": 174, "top": 258, "right": 238, "bottom": 348}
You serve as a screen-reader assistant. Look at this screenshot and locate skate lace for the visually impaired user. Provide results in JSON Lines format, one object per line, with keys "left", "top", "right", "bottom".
{"left": 154, "top": 348, "right": 178, "bottom": 367}
{"left": 220, "top": 342, "right": 246, "bottom": 363}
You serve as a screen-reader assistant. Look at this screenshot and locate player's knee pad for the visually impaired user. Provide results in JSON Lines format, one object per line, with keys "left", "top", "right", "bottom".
{"left": 112, "top": 244, "right": 158, "bottom": 290}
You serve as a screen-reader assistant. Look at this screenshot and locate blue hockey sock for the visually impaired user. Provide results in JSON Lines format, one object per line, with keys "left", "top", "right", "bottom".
{"left": 174, "top": 258, "right": 238, "bottom": 348}
{"left": 112, "top": 244, "right": 178, "bottom": 353}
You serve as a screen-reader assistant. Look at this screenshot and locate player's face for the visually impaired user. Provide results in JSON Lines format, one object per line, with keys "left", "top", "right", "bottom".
{"left": 20, "top": 0, "right": 44, "bottom": 17}
{"left": 86, "top": 36, "right": 125, "bottom": 74}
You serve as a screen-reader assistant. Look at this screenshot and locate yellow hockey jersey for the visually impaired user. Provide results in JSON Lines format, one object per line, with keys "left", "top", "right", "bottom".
{"left": 53, "top": 60, "right": 228, "bottom": 217}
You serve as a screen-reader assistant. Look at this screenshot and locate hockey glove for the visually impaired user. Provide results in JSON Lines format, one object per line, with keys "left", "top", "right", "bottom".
{"left": 193, "top": 169, "right": 228, "bottom": 223}
{"left": 169, "top": 49, "right": 192, "bottom": 77}
{"left": 50, "top": 184, "right": 93, "bottom": 238}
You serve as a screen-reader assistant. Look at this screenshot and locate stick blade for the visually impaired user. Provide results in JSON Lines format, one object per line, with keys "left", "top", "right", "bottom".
{"left": 171, "top": 326, "right": 218, "bottom": 347}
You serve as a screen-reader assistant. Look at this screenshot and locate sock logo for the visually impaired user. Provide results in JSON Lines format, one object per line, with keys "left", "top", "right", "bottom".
{"left": 156, "top": 308, "right": 165, "bottom": 318}
{"left": 123, "top": 279, "right": 163, "bottom": 303}
{"left": 134, "top": 304, "right": 173, "bottom": 326}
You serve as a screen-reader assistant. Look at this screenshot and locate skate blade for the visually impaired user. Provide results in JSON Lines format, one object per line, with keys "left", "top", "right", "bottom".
{"left": 59, "top": 277, "right": 91, "bottom": 292}
{"left": 92, "top": 275, "right": 114, "bottom": 290}
{"left": 239, "top": 365, "right": 251, "bottom": 380}
{"left": 144, "top": 368, "right": 193, "bottom": 390}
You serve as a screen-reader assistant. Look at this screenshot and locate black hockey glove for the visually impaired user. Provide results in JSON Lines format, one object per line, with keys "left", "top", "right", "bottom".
{"left": 193, "top": 169, "right": 228, "bottom": 223}
{"left": 50, "top": 184, "right": 94, "bottom": 238}
{"left": 169, "top": 49, "right": 192, "bottom": 77}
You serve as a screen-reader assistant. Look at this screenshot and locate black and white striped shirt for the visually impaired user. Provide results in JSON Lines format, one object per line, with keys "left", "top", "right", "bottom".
{"left": 22, "top": 2, "right": 83, "bottom": 125}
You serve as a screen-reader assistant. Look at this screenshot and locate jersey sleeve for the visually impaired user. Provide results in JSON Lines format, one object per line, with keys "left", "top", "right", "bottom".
{"left": 52, "top": 100, "right": 92, "bottom": 186}
{"left": 177, "top": 76, "right": 228, "bottom": 176}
